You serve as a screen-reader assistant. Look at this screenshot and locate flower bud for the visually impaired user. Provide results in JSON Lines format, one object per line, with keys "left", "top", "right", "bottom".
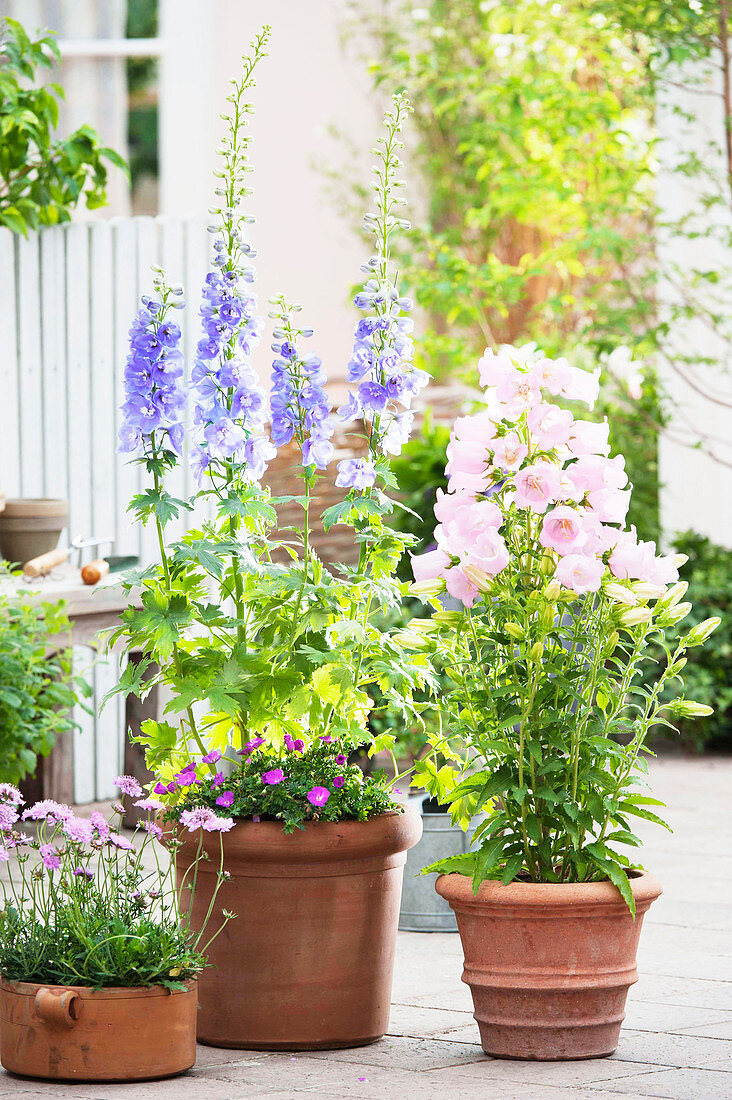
{"left": 685, "top": 616, "right": 721, "bottom": 646}
{"left": 529, "top": 641, "right": 544, "bottom": 663}
{"left": 409, "top": 579, "right": 444, "bottom": 599}
{"left": 543, "top": 579, "right": 561, "bottom": 602}
{"left": 658, "top": 581, "right": 688, "bottom": 609}
{"left": 631, "top": 581, "right": 664, "bottom": 601}
{"left": 433, "top": 610, "right": 462, "bottom": 626}
{"left": 538, "top": 603, "right": 555, "bottom": 634}
{"left": 658, "top": 601, "right": 692, "bottom": 627}
{"left": 604, "top": 582, "right": 639, "bottom": 607}
{"left": 409, "top": 617, "right": 441, "bottom": 634}
{"left": 504, "top": 621, "right": 524, "bottom": 641}
{"left": 663, "top": 699, "right": 713, "bottom": 718}
{"left": 618, "top": 607, "right": 653, "bottom": 628}
{"left": 462, "top": 564, "right": 493, "bottom": 592}
{"left": 603, "top": 630, "right": 620, "bottom": 655}
{"left": 539, "top": 553, "right": 555, "bottom": 577}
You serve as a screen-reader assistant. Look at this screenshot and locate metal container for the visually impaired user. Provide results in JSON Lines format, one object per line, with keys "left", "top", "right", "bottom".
{"left": 399, "top": 794, "right": 482, "bottom": 932}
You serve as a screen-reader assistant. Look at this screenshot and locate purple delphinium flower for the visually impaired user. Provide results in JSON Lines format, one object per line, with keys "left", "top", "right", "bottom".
{"left": 118, "top": 287, "right": 187, "bottom": 457}
{"left": 216, "top": 791, "right": 234, "bottom": 808}
{"left": 114, "top": 775, "right": 144, "bottom": 799}
{"left": 269, "top": 325, "right": 335, "bottom": 472}
{"left": 306, "top": 786, "right": 330, "bottom": 808}
{"left": 39, "top": 844, "right": 61, "bottom": 871}
{"left": 335, "top": 458, "right": 376, "bottom": 491}
{"left": 262, "top": 769, "right": 284, "bottom": 786}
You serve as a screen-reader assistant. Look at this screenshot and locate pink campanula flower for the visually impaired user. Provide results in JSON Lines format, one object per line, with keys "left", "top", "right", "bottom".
{"left": 491, "top": 431, "right": 528, "bottom": 472}
{"left": 444, "top": 565, "right": 479, "bottom": 608}
{"left": 513, "top": 462, "right": 561, "bottom": 513}
{"left": 445, "top": 437, "right": 490, "bottom": 481}
{"left": 609, "top": 531, "right": 655, "bottom": 582}
{"left": 333, "top": 776, "right": 345, "bottom": 789}
{"left": 539, "top": 506, "right": 587, "bottom": 557}
{"left": 586, "top": 487, "right": 631, "bottom": 525}
{"left": 39, "top": 844, "right": 61, "bottom": 871}
{"left": 114, "top": 775, "right": 144, "bottom": 799}
{"left": 495, "top": 369, "right": 542, "bottom": 415}
{"left": 478, "top": 349, "right": 514, "bottom": 389}
{"left": 527, "top": 403, "right": 574, "bottom": 450}
{"left": 451, "top": 409, "right": 498, "bottom": 447}
{"left": 411, "top": 548, "right": 450, "bottom": 586}
{"left": 567, "top": 419, "right": 610, "bottom": 457}
{"left": 561, "top": 365, "right": 600, "bottom": 408}
{"left": 306, "top": 786, "right": 330, "bottom": 807}
{"left": 555, "top": 554, "right": 605, "bottom": 594}
{"left": 216, "top": 791, "right": 234, "bottom": 808}
{"left": 262, "top": 768, "right": 284, "bottom": 786}
{"left": 569, "top": 454, "right": 627, "bottom": 496}
{"left": 532, "top": 356, "right": 572, "bottom": 395}
{"left": 464, "top": 528, "right": 510, "bottom": 578}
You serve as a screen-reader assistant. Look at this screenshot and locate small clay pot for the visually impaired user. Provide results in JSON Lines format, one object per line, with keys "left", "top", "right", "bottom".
{"left": 436, "top": 871, "right": 662, "bottom": 1060}
{"left": 0, "top": 979, "right": 197, "bottom": 1081}
{"left": 173, "top": 808, "right": 422, "bottom": 1050}
{"left": 0, "top": 498, "right": 68, "bottom": 565}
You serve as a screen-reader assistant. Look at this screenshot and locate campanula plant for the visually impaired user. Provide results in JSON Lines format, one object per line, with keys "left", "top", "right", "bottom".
{"left": 109, "top": 29, "right": 434, "bottom": 826}
{"left": 406, "top": 345, "right": 720, "bottom": 911}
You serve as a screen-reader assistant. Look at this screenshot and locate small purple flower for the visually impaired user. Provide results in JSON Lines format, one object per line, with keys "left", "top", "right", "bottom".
{"left": 134, "top": 797, "right": 164, "bottom": 811}
{"left": 175, "top": 765, "right": 198, "bottom": 788}
{"left": 358, "top": 380, "right": 388, "bottom": 412}
{"left": 335, "top": 458, "right": 376, "bottom": 491}
{"left": 252, "top": 815, "right": 261, "bottom": 823}
{"left": 202, "top": 749, "right": 222, "bottom": 765}
{"left": 22, "top": 800, "right": 73, "bottom": 823}
{"left": 141, "top": 820, "right": 163, "bottom": 840}
{"left": 335, "top": 754, "right": 347, "bottom": 766}
{"left": 153, "top": 782, "right": 169, "bottom": 796}
{"left": 211, "top": 772, "right": 225, "bottom": 788}
{"left": 108, "top": 832, "right": 134, "bottom": 851}
{"left": 73, "top": 866, "right": 94, "bottom": 880}
{"left": 114, "top": 774, "right": 144, "bottom": 799}
{"left": 320, "top": 735, "right": 333, "bottom": 743}
{"left": 238, "top": 737, "right": 265, "bottom": 755}
{"left": 333, "top": 776, "right": 345, "bottom": 789}
{"left": 0, "top": 804, "right": 19, "bottom": 831}
{"left": 0, "top": 783, "right": 23, "bottom": 806}
{"left": 39, "top": 844, "right": 61, "bottom": 871}
{"left": 91, "top": 811, "right": 111, "bottom": 840}
{"left": 216, "top": 791, "right": 234, "bottom": 808}
{"left": 306, "top": 786, "right": 330, "bottom": 808}
{"left": 262, "top": 769, "right": 284, "bottom": 786}
{"left": 62, "top": 816, "right": 95, "bottom": 844}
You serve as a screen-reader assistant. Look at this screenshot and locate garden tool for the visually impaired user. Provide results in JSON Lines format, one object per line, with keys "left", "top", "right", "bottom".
{"left": 22, "top": 534, "right": 115, "bottom": 580}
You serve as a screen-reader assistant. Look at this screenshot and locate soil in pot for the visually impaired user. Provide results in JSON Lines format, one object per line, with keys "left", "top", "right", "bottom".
{"left": 436, "top": 871, "right": 662, "bottom": 1061}
{"left": 173, "top": 807, "right": 422, "bottom": 1050}
{"left": 0, "top": 498, "right": 68, "bottom": 566}
{"left": 0, "top": 979, "right": 197, "bottom": 1081}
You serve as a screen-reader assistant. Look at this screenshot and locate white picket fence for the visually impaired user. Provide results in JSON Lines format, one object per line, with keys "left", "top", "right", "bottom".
{"left": 0, "top": 215, "right": 212, "bottom": 801}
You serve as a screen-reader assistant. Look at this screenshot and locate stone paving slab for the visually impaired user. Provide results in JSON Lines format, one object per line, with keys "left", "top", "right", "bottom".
{"left": 0, "top": 757, "right": 729, "bottom": 1098}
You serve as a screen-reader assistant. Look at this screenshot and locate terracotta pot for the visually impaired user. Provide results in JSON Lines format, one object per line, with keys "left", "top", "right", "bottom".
{"left": 173, "top": 808, "right": 422, "bottom": 1050}
{"left": 0, "top": 979, "right": 197, "bottom": 1081}
{"left": 436, "top": 871, "right": 662, "bottom": 1060}
{"left": 0, "top": 498, "right": 68, "bottom": 565}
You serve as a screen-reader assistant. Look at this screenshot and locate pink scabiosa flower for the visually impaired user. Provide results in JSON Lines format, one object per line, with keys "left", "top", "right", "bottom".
{"left": 134, "top": 797, "right": 165, "bottom": 811}
{"left": 0, "top": 804, "right": 19, "bottom": 831}
{"left": 22, "top": 800, "right": 73, "bottom": 823}
{"left": 39, "top": 844, "right": 61, "bottom": 871}
{"left": 567, "top": 420, "right": 610, "bottom": 457}
{"left": 539, "top": 506, "right": 587, "bottom": 557}
{"left": 114, "top": 775, "right": 144, "bottom": 799}
{"left": 72, "top": 866, "right": 94, "bottom": 880}
{"left": 141, "top": 820, "right": 163, "bottom": 840}
{"left": 262, "top": 768, "right": 285, "bottom": 786}
{"left": 0, "top": 846, "right": 8, "bottom": 863}
{"left": 306, "top": 786, "right": 330, "bottom": 807}
{"left": 108, "top": 832, "right": 134, "bottom": 851}
{"left": 62, "top": 816, "right": 95, "bottom": 844}
{"left": 527, "top": 403, "right": 574, "bottom": 450}
{"left": 513, "top": 462, "right": 561, "bottom": 513}
{"left": 0, "top": 783, "right": 23, "bottom": 806}
{"left": 216, "top": 791, "right": 234, "bottom": 808}
{"left": 491, "top": 431, "right": 528, "bottom": 472}
{"left": 179, "top": 806, "right": 234, "bottom": 832}
{"left": 91, "top": 811, "right": 111, "bottom": 840}
{"left": 555, "top": 554, "right": 605, "bottom": 595}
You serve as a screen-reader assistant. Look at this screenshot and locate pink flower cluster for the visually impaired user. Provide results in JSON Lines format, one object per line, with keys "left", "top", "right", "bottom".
{"left": 412, "top": 348, "right": 678, "bottom": 605}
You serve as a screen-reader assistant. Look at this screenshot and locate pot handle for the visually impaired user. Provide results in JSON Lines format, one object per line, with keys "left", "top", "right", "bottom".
{"left": 34, "top": 987, "right": 80, "bottom": 1029}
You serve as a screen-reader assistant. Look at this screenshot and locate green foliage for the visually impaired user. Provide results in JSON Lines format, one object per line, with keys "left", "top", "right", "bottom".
{"left": 173, "top": 740, "right": 399, "bottom": 834}
{"left": 646, "top": 532, "right": 732, "bottom": 750}
{"left": 0, "top": 571, "right": 86, "bottom": 784}
{"left": 0, "top": 17, "right": 126, "bottom": 234}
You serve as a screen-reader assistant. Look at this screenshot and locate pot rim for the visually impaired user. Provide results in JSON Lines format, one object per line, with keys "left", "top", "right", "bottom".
{"left": 0, "top": 498, "right": 68, "bottom": 515}
{"left": 0, "top": 978, "right": 197, "bottom": 998}
{"left": 436, "top": 869, "right": 662, "bottom": 909}
{"left": 168, "top": 804, "right": 422, "bottom": 864}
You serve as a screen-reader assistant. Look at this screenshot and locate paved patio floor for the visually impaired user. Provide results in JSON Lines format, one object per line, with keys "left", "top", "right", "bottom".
{"left": 0, "top": 756, "right": 730, "bottom": 1099}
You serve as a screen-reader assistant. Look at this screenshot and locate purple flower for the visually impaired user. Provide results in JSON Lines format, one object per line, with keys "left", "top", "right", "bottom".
{"left": 333, "top": 776, "right": 345, "bottom": 789}
{"left": 180, "top": 807, "right": 235, "bottom": 833}
{"left": 114, "top": 774, "right": 144, "bottom": 799}
{"left": 0, "top": 847, "right": 8, "bottom": 863}
{"left": 335, "top": 754, "right": 347, "bottom": 766}
{"left": 0, "top": 804, "right": 19, "bottom": 831}
{"left": 238, "top": 737, "right": 265, "bottom": 754}
{"left": 175, "top": 765, "right": 198, "bottom": 788}
{"left": 91, "top": 811, "right": 111, "bottom": 839}
{"left": 62, "top": 816, "right": 95, "bottom": 844}
{"left": 0, "top": 783, "right": 23, "bottom": 806}
{"left": 306, "top": 786, "right": 330, "bottom": 808}
{"left": 108, "top": 832, "right": 134, "bottom": 851}
{"left": 335, "top": 458, "right": 376, "bottom": 491}
{"left": 202, "top": 750, "right": 222, "bottom": 765}
{"left": 252, "top": 814, "right": 261, "bottom": 823}
{"left": 39, "top": 844, "right": 61, "bottom": 871}
{"left": 134, "top": 797, "right": 164, "bottom": 811}
{"left": 262, "top": 769, "right": 285, "bottom": 786}
{"left": 22, "top": 800, "right": 73, "bottom": 823}
{"left": 216, "top": 791, "right": 234, "bottom": 808}
{"left": 320, "top": 735, "right": 333, "bottom": 743}
{"left": 72, "top": 866, "right": 94, "bottom": 880}
{"left": 211, "top": 772, "right": 225, "bottom": 788}
{"left": 153, "top": 782, "right": 169, "bottom": 796}
{"left": 141, "top": 820, "right": 163, "bottom": 840}
{"left": 358, "top": 380, "right": 388, "bottom": 412}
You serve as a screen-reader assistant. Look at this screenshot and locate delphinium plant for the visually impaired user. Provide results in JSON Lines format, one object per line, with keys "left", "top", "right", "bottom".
{"left": 109, "top": 30, "right": 434, "bottom": 828}
{"left": 405, "top": 346, "right": 719, "bottom": 910}
{"left": 0, "top": 777, "right": 230, "bottom": 987}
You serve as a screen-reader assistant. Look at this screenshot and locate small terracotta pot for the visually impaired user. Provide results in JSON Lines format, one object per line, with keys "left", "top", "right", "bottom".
{"left": 0, "top": 979, "right": 197, "bottom": 1081}
{"left": 0, "top": 498, "right": 68, "bottom": 565}
{"left": 436, "top": 871, "right": 662, "bottom": 1060}
{"left": 173, "top": 808, "right": 422, "bottom": 1050}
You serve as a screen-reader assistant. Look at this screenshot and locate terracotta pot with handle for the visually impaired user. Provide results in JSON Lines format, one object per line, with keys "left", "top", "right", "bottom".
{"left": 173, "top": 807, "right": 422, "bottom": 1050}
{"left": 0, "top": 979, "right": 197, "bottom": 1081}
{"left": 436, "top": 871, "right": 662, "bottom": 1061}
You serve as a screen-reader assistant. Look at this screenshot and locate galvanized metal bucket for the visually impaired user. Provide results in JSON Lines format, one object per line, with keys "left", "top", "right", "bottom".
{"left": 399, "top": 794, "right": 481, "bottom": 932}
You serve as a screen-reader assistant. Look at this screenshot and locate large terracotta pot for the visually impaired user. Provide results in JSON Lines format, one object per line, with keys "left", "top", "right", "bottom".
{"left": 436, "top": 871, "right": 662, "bottom": 1061}
{"left": 174, "top": 808, "right": 422, "bottom": 1050}
{"left": 0, "top": 979, "right": 197, "bottom": 1081}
